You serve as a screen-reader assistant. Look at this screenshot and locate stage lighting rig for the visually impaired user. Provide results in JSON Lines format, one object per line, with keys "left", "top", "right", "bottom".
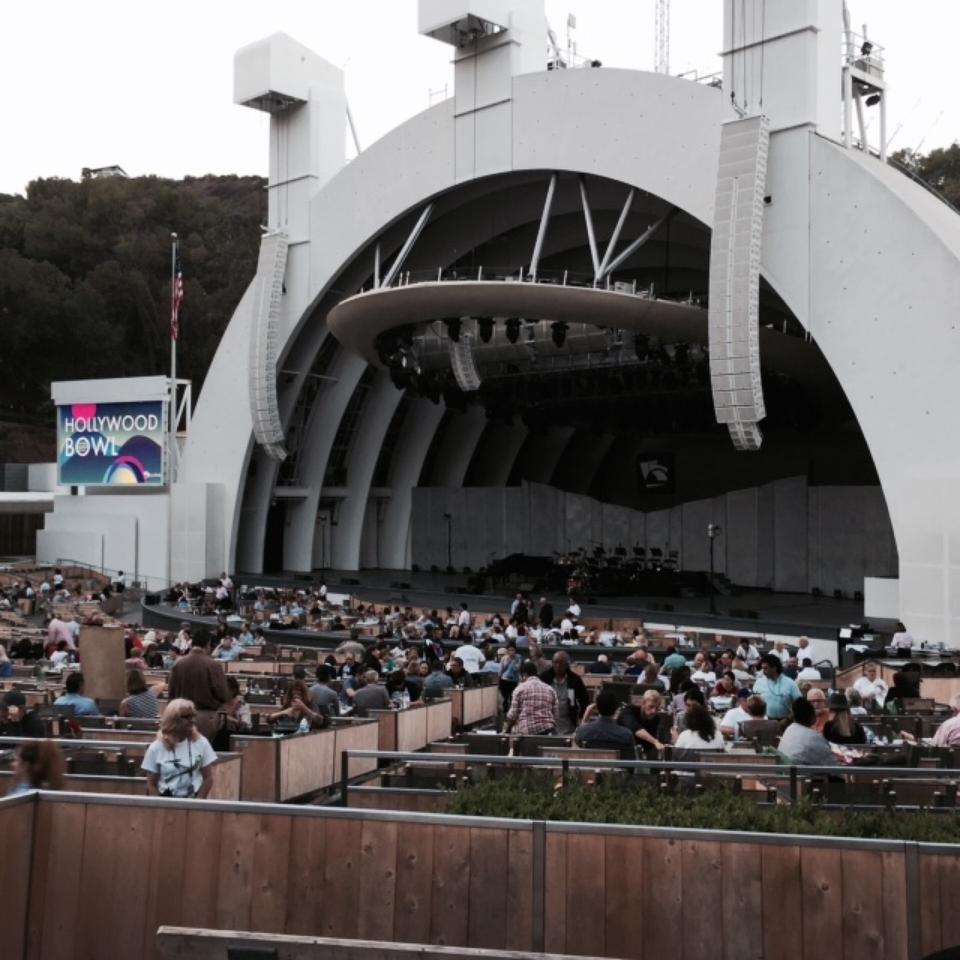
{"left": 449, "top": 333, "right": 482, "bottom": 391}
{"left": 476, "top": 316, "right": 494, "bottom": 343}
{"left": 551, "top": 321, "right": 568, "bottom": 348}
{"left": 444, "top": 317, "right": 462, "bottom": 342}
{"left": 505, "top": 317, "right": 521, "bottom": 344}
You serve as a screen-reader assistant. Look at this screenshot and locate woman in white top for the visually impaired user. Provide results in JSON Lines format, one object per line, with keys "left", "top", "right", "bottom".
{"left": 674, "top": 699, "right": 726, "bottom": 751}
{"left": 141, "top": 699, "right": 218, "bottom": 799}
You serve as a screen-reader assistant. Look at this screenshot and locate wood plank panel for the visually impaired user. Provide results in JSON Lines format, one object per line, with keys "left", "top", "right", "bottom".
{"left": 918, "top": 851, "right": 942, "bottom": 958}
{"left": 429, "top": 825, "right": 471, "bottom": 947}
{"left": 543, "top": 833, "right": 568, "bottom": 955}
{"left": 841, "top": 849, "right": 886, "bottom": 960}
{"left": 214, "top": 812, "right": 255, "bottom": 932}
{"left": 334, "top": 722, "right": 380, "bottom": 780}
{"left": 937, "top": 851, "right": 960, "bottom": 950}
{"left": 141, "top": 807, "right": 189, "bottom": 960}
{"left": 179, "top": 810, "right": 223, "bottom": 930}
{"left": 36, "top": 801, "right": 87, "bottom": 960}
{"left": 99, "top": 803, "right": 152, "bottom": 959}
{"left": 761, "top": 844, "right": 802, "bottom": 960}
{"left": 640, "top": 838, "right": 682, "bottom": 959}
{"left": 322, "top": 816, "right": 362, "bottom": 939}
{"left": 467, "top": 827, "right": 509, "bottom": 950}
{"left": 0, "top": 800, "right": 34, "bottom": 960}
{"left": 505, "top": 828, "right": 535, "bottom": 953}
{"left": 721, "top": 842, "right": 763, "bottom": 960}
{"left": 235, "top": 737, "right": 278, "bottom": 801}
{"left": 565, "top": 833, "right": 607, "bottom": 957}
{"left": 426, "top": 700, "right": 453, "bottom": 743}
{"left": 285, "top": 814, "right": 327, "bottom": 936}
{"left": 356, "top": 820, "right": 399, "bottom": 941}
{"left": 393, "top": 823, "right": 435, "bottom": 946}
{"left": 25, "top": 801, "right": 53, "bottom": 960}
{"left": 250, "top": 811, "right": 293, "bottom": 935}
{"left": 879, "top": 851, "right": 908, "bottom": 960}
{"left": 800, "top": 846, "right": 844, "bottom": 958}
{"left": 397, "top": 707, "right": 428, "bottom": 753}
{"left": 602, "top": 835, "right": 643, "bottom": 960}
{"left": 207, "top": 756, "right": 242, "bottom": 801}
{"left": 681, "top": 839, "right": 722, "bottom": 960}
{"left": 280, "top": 730, "right": 336, "bottom": 800}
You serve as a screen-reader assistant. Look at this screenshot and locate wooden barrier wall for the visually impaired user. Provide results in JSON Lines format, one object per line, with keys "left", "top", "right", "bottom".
{"left": 449, "top": 686, "right": 499, "bottom": 731}
{"left": 233, "top": 722, "right": 380, "bottom": 802}
{"left": 369, "top": 701, "right": 454, "bottom": 755}
{"left": 6, "top": 791, "right": 957, "bottom": 960}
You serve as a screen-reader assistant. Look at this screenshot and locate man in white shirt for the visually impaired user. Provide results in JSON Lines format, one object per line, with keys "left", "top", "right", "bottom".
{"left": 770, "top": 641, "right": 790, "bottom": 665}
{"left": 566, "top": 598, "right": 582, "bottom": 619}
{"left": 457, "top": 603, "right": 472, "bottom": 632}
{"left": 797, "top": 658, "right": 822, "bottom": 681}
{"left": 795, "top": 636, "right": 813, "bottom": 663}
{"left": 453, "top": 641, "right": 484, "bottom": 674}
{"left": 853, "top": 662, "right": 888, "bottom": 709}
{"left": 735, "top": 641, "right": 760, "bottom": 666}
{"left": 719, "top": 689, "right": 752, "bottom": 738}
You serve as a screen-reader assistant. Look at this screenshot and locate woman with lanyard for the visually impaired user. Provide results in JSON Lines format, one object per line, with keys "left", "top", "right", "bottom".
{"left": 142, "top": 699, "right": 218, "bottom": 799}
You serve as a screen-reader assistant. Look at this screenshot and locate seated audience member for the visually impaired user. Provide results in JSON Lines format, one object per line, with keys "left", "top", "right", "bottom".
{"left": 674, "top": 700, "right": 726, "bottom": 752}
{"left": 119, "top": 669, "right": 161, "bottom": 719}
{"left": 268, "top": 680, "right": 325, "bottom": 729}
{"left": 447, "top": 656, "right": 474, "bottom": 689}
{"left": 735, "top": 639, "right": 761, "bottom": 666}
{"left": 422, "top": 660, "right": 455, "bottom": 700}
{"left": 778, "top": 697, "right": 838, "bottom": 765}
{"left": 0, "top": 690, "right": 45, "bottom": 737}
{"left": 933, "top": 693, "right": 960, "bottom": 748}
{"left": 690, "top": 653, "right": 716, "bottom": 686}
{"left": 49, "top": 639, "right": 72, "bottom": 670}
{"left": 852, "top": 662, "right": 889, "bottom": 711}
{"left": 350, "top": 670, "right": 394, "bottom": 714}
{"left": 823, "top": 693, "right": 867, "bottom": 745}
{"left": 639, "top": 661, "right": 666, "bottom": 692}
{"left": 452, "top": 639, "right": 484, "bottom": 674}
{"left": 54, "top": 672, "right": 100, "bottom": 717}
{"left": 309, "top": 665, "right": 340, "bottom": 718}
{"left": 619, "top": 690, "right": 670, "bottom": 758}
{"left": 221, "top": 677, "right": 252, "bottom": 734}
{"left": 713, "top": 670, "right": 738, "bottom": 697}
{"left": 719, "top": 689, "right": 752, "bottom": 738}
{"left": 8, "top": 740, "right": 65, "bottom": 795}
{"left": 845, "top": 687, "right": 868, "bottom": 716}
{"left": 885, "top": 670, "right": 921, "bottom": 713}
{"left": 589, "top": 654, "right": 613, "bottom": 675}
{"left": 211, "top": 635, "right": 240, "bottom": 661}
{"left": 797, "top": 658, "right": 822, "bottom": 681}
{"left": 574, "top": 691, "right": 636, "bottom": 757}
{"left": 806, "top": 687, "right": 829, "bottom": 733}
{"left": 662, "top": 645, "right": 687, "bottom": 672}
{"left": 739, "top": 695, "right": 780, "bottom": 743}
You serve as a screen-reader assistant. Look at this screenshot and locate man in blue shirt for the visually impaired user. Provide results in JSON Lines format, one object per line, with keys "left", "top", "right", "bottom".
{"left": 54, "top": 672, "right": 100, "bottom": 717}
{"left": 212, "top": 635, "right": 241, "bottom": 662}
{"left": 753, "top": 654, "right": 801, "bottom": 720}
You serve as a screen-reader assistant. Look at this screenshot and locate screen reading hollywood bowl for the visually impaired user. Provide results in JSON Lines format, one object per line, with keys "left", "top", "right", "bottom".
{"left": 57, "top": 400, "right": 166, "bottom": 486}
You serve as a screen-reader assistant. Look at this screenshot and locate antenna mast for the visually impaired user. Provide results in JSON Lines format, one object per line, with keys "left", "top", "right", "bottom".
{"left": 654, "top": 0, "right": 670, "bottom": 74}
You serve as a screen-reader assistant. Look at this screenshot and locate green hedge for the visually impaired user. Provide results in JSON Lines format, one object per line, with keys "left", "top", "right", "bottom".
{"left": 446, "top": 774, "right": 960, "bottom": 843}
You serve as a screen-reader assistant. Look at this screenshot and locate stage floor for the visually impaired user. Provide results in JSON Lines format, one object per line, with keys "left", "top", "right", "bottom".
{"left": 236, "top": 568, "right": 891, "bottom": 641}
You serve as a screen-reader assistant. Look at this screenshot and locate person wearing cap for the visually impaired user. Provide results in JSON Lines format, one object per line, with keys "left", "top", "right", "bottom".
{"left": 823, "top": 692, "right": 867, "bottom": 745}
{"left": 719, "top": 689, "right": 753, "bottom": 739}
{"left": 752, "top": 654, "right": 801, "bottom": 720}
{"left": 589, "top": 653, "right": 613, "bottom": 675}
{"left": 0, "top": 690, "right": 45, "bottom": 737}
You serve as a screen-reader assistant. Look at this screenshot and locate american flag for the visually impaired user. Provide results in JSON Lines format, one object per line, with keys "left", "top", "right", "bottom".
{"left": 171, "top": 252, "right": 184, "bottom": 341}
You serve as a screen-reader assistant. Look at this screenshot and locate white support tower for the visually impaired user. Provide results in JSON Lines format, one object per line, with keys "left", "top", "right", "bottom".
{"left": 654, "top": 0, "right": 669, "bottom": 75}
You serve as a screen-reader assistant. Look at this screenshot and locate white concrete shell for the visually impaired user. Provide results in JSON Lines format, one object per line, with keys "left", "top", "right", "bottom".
{"left": 175, "top": 23, "right": 960, "bottom": 643}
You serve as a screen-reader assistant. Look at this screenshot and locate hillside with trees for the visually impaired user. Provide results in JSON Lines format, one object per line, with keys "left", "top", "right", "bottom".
{"left": 0, "top": 173, "right": 264, "bottom": 460}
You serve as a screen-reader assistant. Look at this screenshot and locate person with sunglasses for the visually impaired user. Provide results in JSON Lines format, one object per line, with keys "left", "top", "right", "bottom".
{"left": 141, "top": 698, "right": 218, "bottom": 799}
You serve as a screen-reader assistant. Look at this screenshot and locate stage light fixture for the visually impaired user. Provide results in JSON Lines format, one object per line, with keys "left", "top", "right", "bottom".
{"left": 633, "top": 334, "right": 649, "bottom": 360}
{"left": 551, "top": 321, "right": 568, "bottom": 348}
{"left": 865, "top": 93, "right": 881, "bottom": 107}
{"left": 444, "top": 317, "right": 462, "bottom": 342}
{"left": 505, "top": 318, "right": 521, "bottom": 344}
{"left": 477, "top": 316, "right": 494, "bottom": 343}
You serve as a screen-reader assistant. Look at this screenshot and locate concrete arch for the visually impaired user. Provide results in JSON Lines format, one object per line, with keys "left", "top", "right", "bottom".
{"left": 329, "top": 372, "right": 404, "bottom": 570}
{"left": 377, "top": 398, "right": 447, "bottom": 570}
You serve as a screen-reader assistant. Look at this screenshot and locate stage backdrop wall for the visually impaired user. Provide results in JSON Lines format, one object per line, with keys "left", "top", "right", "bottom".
{"left": 410, "top": 478, "right": 897, "bottom": 595}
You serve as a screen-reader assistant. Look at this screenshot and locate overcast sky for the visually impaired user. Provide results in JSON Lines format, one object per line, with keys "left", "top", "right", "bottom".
{"left": 1, "top": 1, "right": 956, "bottom": 197}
